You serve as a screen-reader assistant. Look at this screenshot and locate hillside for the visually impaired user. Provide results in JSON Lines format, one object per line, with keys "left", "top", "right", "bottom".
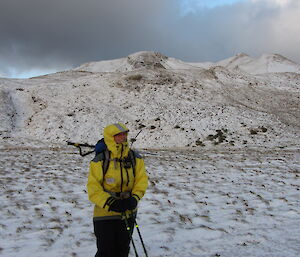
{"left": 1, "top": 51, "right": 299, "bottom": 257}
{"left": 0, "top": 51, "right": 300, "bottom": 149}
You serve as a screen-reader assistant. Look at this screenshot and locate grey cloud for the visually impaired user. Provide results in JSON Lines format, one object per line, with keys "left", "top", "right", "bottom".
{"left": 0, "top": 0, "right": 300, "bottom": 77}
{"left": 0, "top": 0, "right": 176, "bottom": 76}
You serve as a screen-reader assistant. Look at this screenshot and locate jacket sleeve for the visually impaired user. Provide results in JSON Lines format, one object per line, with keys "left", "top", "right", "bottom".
{"left": 87, "top": 160, "right": 112, "bottom": 211}
{"left": 132, "top": 157, "right": 148, "bottom": 201}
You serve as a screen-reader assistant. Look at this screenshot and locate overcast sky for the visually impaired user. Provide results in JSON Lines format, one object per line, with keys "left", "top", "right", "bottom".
{"left": 1, "top": 0, "right": 299, "bottom": 78}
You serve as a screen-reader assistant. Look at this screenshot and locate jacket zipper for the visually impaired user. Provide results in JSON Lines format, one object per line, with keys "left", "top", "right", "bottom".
{"left": 120, "top": 145, "right": 124, "bottom": 192}
{"left": 126, "top": 168, "right": 129, "bottom": 186}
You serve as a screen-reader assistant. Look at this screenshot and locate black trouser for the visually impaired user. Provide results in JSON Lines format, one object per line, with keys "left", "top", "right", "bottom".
{"left": 93, "top": 218, "right": 134, "bottom": 257}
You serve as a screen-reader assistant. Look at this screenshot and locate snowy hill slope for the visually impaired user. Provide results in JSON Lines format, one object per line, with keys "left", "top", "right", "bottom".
{"left": 217, "top": 53, "right": 300, "bottom": 74}
{"left": 0, "top": 51, "right": 299, "bottom": 149}
{"left": 75, "top": 51, "right": 201, "bottom": 72}
{"left": 75, "top": 51, "right": 300, "bottom": 75}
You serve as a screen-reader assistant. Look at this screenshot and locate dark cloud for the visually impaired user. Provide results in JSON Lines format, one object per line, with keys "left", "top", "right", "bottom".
{"left": 0, "top": 0, "right": 299, "bottom": 77}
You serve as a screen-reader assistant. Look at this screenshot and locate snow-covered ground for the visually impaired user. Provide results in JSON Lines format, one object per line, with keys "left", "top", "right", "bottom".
{"left": 1, "top": 51, "right": 300, "bottom": 256}
{"left": 0, "top": 140, "right": 299, "bottom": 257}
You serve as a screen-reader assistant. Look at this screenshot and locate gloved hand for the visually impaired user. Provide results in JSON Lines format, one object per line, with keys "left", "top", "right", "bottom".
{"left": 123, "top": 196, "right": 138, "bottom": 210}
{"left": 108, "top": 199, "right": 127, "bottom": 212}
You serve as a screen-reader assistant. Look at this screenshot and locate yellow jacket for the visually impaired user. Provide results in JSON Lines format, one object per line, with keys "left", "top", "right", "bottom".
{"left": 87, "top": 123, "right": 148, "bottom": 220}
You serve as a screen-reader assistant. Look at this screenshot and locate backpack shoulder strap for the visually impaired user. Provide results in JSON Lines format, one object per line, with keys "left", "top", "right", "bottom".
{"left": 102, "top": 149, "right": 110, "bottom": 177}
{"left": 128, "top": 149, "right": 137, "bottom": 177}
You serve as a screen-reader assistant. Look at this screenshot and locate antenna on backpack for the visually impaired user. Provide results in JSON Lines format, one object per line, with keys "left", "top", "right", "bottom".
{"left": 130, "top": 130, "right": 142, "bottom": 148}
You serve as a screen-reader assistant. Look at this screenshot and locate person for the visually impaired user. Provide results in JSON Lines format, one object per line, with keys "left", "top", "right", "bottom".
{"left": 87, "top": 122, "right": 148, "bottom": 257}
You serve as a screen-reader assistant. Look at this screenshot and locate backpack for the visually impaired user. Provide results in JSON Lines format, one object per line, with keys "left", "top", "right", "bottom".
{"left": 94, "top": 138, "right": 136, "bottom": 177}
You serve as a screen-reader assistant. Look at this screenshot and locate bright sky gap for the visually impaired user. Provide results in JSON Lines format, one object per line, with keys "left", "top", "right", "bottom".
{"left": 179, "top": 0, "right": 248, "bottom": 13}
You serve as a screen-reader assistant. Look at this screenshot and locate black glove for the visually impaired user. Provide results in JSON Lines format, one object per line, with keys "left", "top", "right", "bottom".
{"left": 108, "top": 199, "right": 127, "bottom": 212}
{"left": 123, "top": 197, "right": 138, "bottom": 210}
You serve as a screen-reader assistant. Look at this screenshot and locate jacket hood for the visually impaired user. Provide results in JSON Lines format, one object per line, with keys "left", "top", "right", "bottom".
{"left": 103, "top": 123, "right": 129, "bottom": 158}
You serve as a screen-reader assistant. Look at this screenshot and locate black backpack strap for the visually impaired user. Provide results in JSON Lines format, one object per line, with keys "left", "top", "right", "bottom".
{"left": 128, "top": 149, "right": 136, "bottom": 177}
{"left": 102, "top": 149, "right": 110, "bottom": 177}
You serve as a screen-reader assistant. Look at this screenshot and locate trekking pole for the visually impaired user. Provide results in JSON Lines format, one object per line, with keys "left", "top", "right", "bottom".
{"left": 130, "top": 130, "right": 142, "bottom": 148}
{"left": 134, "top": 221, "right": 148, "bottom": 257}
{"left": 67, "top": 141, "right": 95, "bottom": 156}
{"left": 123, "top": 213, "right": 139, "bottom": 257}
{"left": 131, "top": 211, "right": 149, "bottom": 257}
